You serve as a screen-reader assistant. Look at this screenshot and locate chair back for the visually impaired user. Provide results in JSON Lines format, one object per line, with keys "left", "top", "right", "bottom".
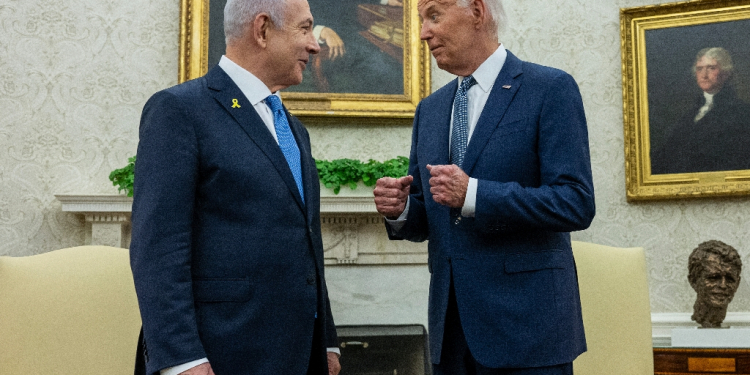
{"left": 0, "top": 246, "right": 141, "bottom": 374}
{"left": 572, "top": 241, "right": 654, "bottom": 375}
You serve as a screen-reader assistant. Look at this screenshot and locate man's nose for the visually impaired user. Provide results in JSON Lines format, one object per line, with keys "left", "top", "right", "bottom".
{"left": 717, "top": 277, "right": 728, "bottom": 288}
{"left": 308, "top": 34, "right": 321, "bottom": 54}
{"left": 420, "top": 23, "right": 430, "bottom": 40}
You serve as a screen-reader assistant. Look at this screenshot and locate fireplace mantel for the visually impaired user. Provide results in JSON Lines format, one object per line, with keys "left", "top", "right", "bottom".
{"left": 55, "top": 194, "right": 427, "bottom": 265}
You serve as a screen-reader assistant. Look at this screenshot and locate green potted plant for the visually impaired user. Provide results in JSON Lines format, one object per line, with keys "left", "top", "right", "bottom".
{"left": 109, "top": 156, "right": 408, "bottom": 197}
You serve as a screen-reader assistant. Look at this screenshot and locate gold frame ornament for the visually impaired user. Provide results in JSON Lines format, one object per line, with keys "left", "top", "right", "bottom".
{"left": 621, "top": 0, "right": 750, "bottom": 201}
{"left": 178, "top": 0, "right": 430, "bottom": 118}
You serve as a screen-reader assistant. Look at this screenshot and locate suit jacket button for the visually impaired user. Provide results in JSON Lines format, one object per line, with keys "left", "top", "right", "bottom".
{"left": 307, "top": 276, "right": 315, "bottom": 285}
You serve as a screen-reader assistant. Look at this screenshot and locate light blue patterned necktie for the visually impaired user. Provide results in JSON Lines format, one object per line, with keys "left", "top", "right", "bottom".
{"left": 265, "top": 95, "right": 304, "bottom": 204}
{"left": 450, "top": 75, "right": 477, "bottom": 168}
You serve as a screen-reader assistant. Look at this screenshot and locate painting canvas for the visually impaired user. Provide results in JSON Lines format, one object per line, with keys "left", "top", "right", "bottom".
{"left": 621, "top": 0, "right": 750, "bottom": 200}
{"left": 181, "top": 0, "right": 430, "bottom": 118}
{"left": 646, "top": 20, "right": 750, "bottom": 175}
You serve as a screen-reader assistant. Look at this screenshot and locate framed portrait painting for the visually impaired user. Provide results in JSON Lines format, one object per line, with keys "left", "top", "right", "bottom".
{"left": 621, "top": 0, "right": 750, "bottom": 201}
{"left": 178, "top": 0, "right": 430, "bottom": 118}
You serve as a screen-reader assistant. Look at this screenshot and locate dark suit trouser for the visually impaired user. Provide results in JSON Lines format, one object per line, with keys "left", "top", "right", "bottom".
{"left": 432, "top": 273, "right": 574, "bottom": 375}
{"left": 134, "top": 321, "right": 328, "bottom": 375}
{"left": 307, "top": 315, "right": 330, "bottom": 375}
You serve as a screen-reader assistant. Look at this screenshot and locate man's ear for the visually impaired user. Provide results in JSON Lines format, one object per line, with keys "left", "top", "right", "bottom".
{"left": 252, "top": 13, "right": 273, "bottom": 48}
{"left": 470, "top": 0, "right": 489, "bottom": 29}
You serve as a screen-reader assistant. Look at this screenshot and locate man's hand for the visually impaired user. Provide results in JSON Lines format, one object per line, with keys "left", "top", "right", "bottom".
{"left": 388, "top": 0, "right": 403, "bottom": 6}
{"left": 427, "top": 164, "right": 469, "bottom": 208}
{"left": 319, "top": 27, "right": 345, "bottom": 60}
{"left": 328, "top": 352, "right": 342, "bottom": 375}
{"left": 374, "top": 175, "right": 413, "bottom": 219}
{"left": 179, "top": 363, "right": 214, "bottom": 375}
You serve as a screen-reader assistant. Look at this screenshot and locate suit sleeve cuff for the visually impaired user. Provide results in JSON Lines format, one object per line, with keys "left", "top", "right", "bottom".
{"left": 327, "top": 347, "right": 341, "bottom": 357}
{"left": 161, "top": 358, "right": 209, "bottom": 375}
{"left": 461, "top": 178, "right": 477, "bottom": 217}
{"left": 384, "top": 196, "right": 410, "bottom": 232}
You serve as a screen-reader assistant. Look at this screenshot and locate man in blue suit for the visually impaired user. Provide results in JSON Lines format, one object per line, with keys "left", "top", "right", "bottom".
{"left": 130, "top": 0, "right": 341, "bottom": 374}
{"left": 374, "top": 0, "right": 595, "bottom": 374}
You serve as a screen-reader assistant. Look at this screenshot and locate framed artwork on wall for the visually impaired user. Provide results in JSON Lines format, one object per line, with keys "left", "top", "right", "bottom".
{"left": 621, "top": 0, "right": 750, "bottom": 201}
{"left": 178, "top": 0, "right": 430, "bottom": 118}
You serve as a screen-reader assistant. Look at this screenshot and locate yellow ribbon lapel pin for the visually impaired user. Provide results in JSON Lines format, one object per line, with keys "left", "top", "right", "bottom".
{"left": 231, "top": 99, "right": 241, "bottom": 108}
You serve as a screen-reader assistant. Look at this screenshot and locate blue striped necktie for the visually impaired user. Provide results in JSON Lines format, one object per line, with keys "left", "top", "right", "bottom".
{"left": 450, "top": 75, "right": 477, "bottom": 168}
{"left": 265, "top": 95, "right": 304, "bottom": 204}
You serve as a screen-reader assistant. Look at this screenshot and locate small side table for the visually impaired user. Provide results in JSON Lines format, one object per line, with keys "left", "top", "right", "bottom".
{"left": 654, "top": 348, "right": 750, "bottom": 374}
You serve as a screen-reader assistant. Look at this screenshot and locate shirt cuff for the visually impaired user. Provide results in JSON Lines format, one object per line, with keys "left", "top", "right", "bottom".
{"left": 327, "top": 347, "right": 341, "bottom": 357}
{"left": 384, "top": 197, "right": 410, "bottom": 232}
{"left": 313, "top": 25, "right": 325, "bottom": 44}
{"left": 380, "top": 0, "right": 390, "bottom": 4}
{"left": 161, "top": 358, "right": 209, "bottom": 375}
{"left": 461, "top": 178, "right": 477, "bottom": 217}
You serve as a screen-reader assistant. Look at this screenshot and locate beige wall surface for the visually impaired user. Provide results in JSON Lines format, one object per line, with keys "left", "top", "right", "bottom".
{"left": 1, "top": 0, "right": 748, "bottom": 313}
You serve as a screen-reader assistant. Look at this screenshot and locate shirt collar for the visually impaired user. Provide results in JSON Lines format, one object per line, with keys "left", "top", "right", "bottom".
{"left": 459, "top": 44, "right": 507, "bottom": 93}
{"left": 218, "top": 55, "right": 280, "bottom": 106}
{"left": 703, "top": 91, "right": 715, "bottom": 104}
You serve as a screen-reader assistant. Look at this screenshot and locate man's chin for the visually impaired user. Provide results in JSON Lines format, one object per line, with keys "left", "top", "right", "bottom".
{"left": 707, "top": 296, "right": 732, "bottom": 307}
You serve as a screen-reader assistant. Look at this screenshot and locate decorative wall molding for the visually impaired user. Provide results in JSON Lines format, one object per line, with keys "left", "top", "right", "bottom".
{"left": 56, "top": 195, "right": 133, "bottom": 213}
{"left": 320, "top": 196, "right": 378, "bottom": 214}
{"left": 54, "top": 194, "right": 427, "bottom": 265}
{"left": 651, "top": 312, "right": 750, "bottom": 347}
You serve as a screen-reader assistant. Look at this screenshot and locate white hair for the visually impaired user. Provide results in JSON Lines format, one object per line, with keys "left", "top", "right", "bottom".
{"left": 695, "top": 47, "right": 734, "bottom": 75}
{"left": 224, "top": 0, "right": 287, "bottom": 45}
{"left": 456, "top": 0, "right": 507, "bottom": 37}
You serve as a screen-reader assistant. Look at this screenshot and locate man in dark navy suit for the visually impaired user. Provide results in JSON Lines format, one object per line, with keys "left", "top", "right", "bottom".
{"left": 130, "top": 0, "right": 340, "bottom": 374}
{"left": 374, "top": 0, "right": 595, "bottom": 374}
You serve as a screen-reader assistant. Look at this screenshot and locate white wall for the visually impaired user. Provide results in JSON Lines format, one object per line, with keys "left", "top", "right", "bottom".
{"left": 0, "top": 0, "right": 748, "bottom": 314}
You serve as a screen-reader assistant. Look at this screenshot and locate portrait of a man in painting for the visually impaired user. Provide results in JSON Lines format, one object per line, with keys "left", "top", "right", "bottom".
{"left": 651, "top": 47, "right": 750, "bottom": 174}
{"left": 622, "top": 3, "right": 750, "bottom": 200}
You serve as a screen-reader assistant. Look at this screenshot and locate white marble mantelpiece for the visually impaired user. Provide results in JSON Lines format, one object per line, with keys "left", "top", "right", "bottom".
{"left": 55, "top": 193, "right": 428, "bottom": 265}
{"left": 56, "top": 194, "right": 133, "bottom": 248}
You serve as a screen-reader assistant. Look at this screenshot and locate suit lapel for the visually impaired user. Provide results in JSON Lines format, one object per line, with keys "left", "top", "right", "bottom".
{"left": 462, "top": 51, "right": 524, "bottom": 175}
{"left": 206, "top": 66, "right": 306, "bottom": 211}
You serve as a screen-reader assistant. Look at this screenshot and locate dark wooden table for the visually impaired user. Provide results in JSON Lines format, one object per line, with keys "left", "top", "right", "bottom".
{"left": 654, "top": 348, "right": 750, "bottom": 374}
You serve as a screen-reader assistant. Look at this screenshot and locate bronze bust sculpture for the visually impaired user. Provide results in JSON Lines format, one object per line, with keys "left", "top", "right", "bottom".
{"left": 688, "top": 240, "right": 743, "bottom": 328}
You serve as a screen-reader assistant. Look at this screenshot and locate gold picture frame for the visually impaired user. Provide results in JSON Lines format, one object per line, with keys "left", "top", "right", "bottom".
{"left": 179, "top": 0, "right": 430, "bottom": 118}
{"left": 621, "top": 0, "right": 750, "bottom": 201}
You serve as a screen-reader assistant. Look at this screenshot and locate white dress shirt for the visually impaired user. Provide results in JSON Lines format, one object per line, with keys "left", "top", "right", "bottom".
{"left": 694, "top": 91, "right": 715, "bottom": 122}
{"left": 161, "top": 55, "right": 339, "bottom": 375}
{"left": 387, "top": 45, "right": 507, "bottom": 228}
{"left": 219, "top": 55, "right": 281, "bottom": 142}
